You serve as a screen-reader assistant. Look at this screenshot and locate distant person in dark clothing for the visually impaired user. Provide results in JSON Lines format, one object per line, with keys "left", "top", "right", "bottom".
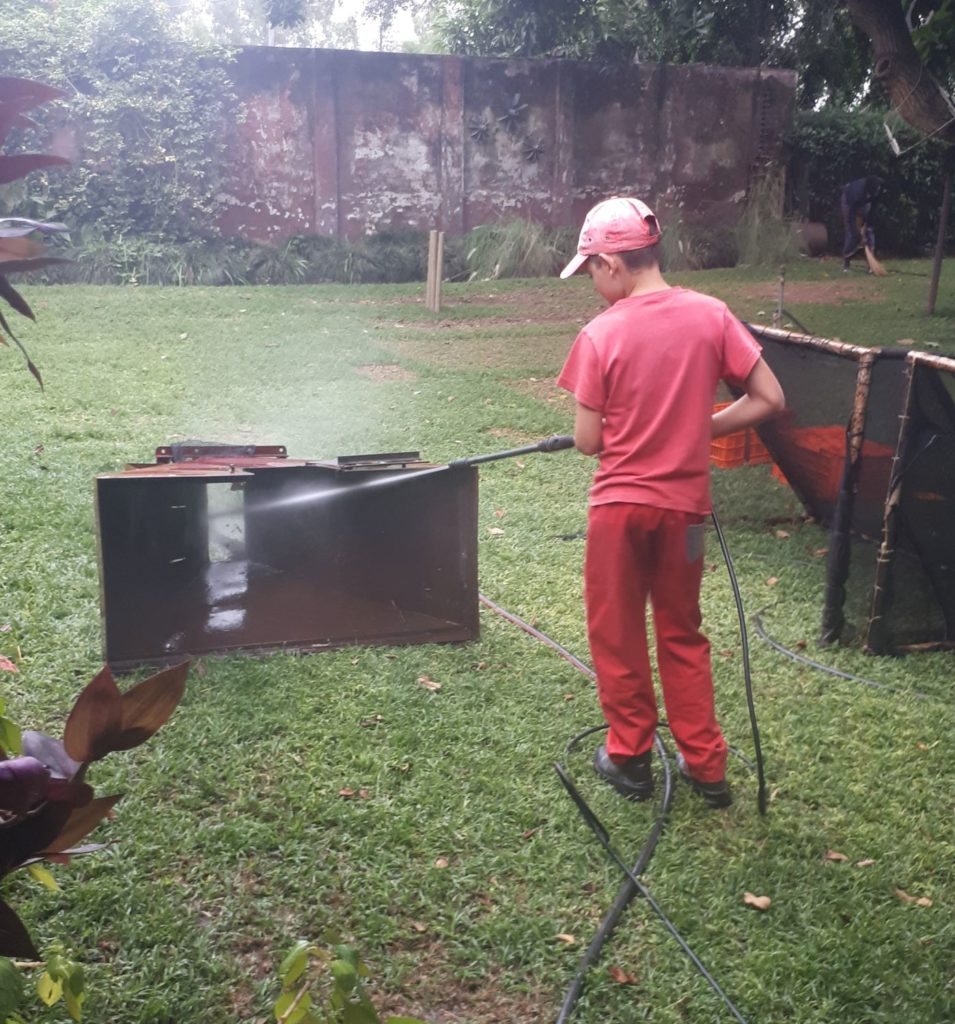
{"left": 841, "top": 175, "right": 883, "bottom": 271}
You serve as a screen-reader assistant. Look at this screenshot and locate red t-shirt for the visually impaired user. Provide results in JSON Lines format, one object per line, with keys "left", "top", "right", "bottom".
{"left": 557, "top": 287, "right": 762, "bottom": 514}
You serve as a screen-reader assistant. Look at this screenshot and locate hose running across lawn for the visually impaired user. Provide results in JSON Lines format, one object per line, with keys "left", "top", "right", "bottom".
{"left": 478, "top": 593, "right": 753, "bottom": 1024}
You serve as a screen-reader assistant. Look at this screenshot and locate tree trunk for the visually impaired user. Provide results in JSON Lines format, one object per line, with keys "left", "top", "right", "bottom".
{"left": 846, "top": 0, "right": 955, "bottom": 146}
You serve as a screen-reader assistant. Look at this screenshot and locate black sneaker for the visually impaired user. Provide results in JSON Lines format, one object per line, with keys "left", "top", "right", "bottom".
{"left": 593, "top": 744, "right": 654, "bottom": 802}
{"left": 676, "top": 753, "right": 732, "bottom": 809}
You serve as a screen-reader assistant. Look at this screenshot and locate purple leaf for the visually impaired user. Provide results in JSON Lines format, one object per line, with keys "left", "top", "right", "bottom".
{"left": 0, "top": 899, "right": 39, "bottom": 959}
{"left": 0, "top": 218, "right": 69, "bottom": 235}
{"left": 63, "top": 666, "right": 123, "bottom": 763}
{"left": 0, "top": 801, "right": 71, "bottom": 875}
{"left": 0, "top": 153, "right": 70, "bottom": 186}
{"left": 20, "top": 732, "right": 80, "bottom": 780}
{"left": 0, "top": 255, "right": 71, "bottom": 275}
{"left": 0, "top": 277, "right": 34, "bottom": 321}
{"left": 0, "top": 757, "right": 50, "bottom": 815}
{"left": 0, "top": 77, "right": 67, "bottom": 108}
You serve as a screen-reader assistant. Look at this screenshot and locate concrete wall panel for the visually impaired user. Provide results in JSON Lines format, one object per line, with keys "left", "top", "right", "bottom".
{"left": 220, "top": 47, "right": 796, "bottom": 242}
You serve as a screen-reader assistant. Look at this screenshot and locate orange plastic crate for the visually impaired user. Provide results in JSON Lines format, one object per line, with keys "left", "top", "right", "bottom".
{"left": 710, "top": 402, "right": 772, "bottom": 469}
{"left": 770, "top": 426, "right": 893, "bottom": 502}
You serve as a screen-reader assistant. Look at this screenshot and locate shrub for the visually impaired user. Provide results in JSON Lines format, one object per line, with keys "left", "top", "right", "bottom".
{"left": 464, "top": 219, "right": 576, "bottom": 279}
{"left": 787, "top": 107, "right": 953, "bottom": 256}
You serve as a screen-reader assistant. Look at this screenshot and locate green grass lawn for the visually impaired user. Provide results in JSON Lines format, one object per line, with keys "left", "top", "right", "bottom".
{"left": 1, "top": 257, "right": 953, "bottom": 1024}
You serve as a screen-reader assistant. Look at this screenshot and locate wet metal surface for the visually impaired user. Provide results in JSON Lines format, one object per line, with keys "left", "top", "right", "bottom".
{"left": 96, "top": 446, "right": 478, "bottom": 669}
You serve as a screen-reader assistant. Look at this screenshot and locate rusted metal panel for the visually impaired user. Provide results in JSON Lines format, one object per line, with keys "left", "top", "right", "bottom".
{"left": 96, "top": 445, "right": 479, "bottom": 669}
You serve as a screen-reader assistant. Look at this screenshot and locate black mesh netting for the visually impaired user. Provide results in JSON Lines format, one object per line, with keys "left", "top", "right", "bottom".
{"left": 745, "top": 327, "right": 913, "bottom": 648}
{"left": 866, "top": 356, "right": 955, "bottom": 653}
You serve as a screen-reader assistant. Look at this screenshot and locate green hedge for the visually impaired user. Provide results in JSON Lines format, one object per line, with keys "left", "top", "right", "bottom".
{"left": 787, "top": 107, "right": 953, "bottom": 257}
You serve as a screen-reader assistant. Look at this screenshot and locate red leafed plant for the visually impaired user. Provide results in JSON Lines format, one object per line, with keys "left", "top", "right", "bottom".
{"left": 0, "top": 75, "right": 72, "bottom": 387}
{"left": 0, "top": 662, "right": 189, "bottom": 959}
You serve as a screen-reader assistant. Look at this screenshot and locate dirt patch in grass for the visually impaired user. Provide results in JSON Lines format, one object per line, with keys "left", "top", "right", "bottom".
{"left": 376, "top": 944, "right": 550, "bottom": 1024}
{"left": 454, "top": 286, "right": 600, "bottom": 320}
{"left": 716, "top": 279, "right": 877, "bottom": 309}
{"left": 485, "top": 426, "right": 541, "bottom": 444}
{"left": 399, "top": 313, "right": 580, "bottom": 329}
{"left": 508, "top": 378, "right": 572, "bottom": 406}
{"left": 384, "top": 334, "right": 573, "bottom": 371}
{"left": 356, "top": 362, "right": 418, "bottom": 382}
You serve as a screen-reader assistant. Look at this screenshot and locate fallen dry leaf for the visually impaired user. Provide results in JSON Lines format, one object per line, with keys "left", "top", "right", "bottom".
{"left": 434, "top": 857, "right": 449, "bottom": 869}
{"left": 0, "top": 624, "right": 11, "bottom": 632}
{"left": 358, "top": 789, "right": 371, "bottom": 799}
{"left": 0, "top": 655, "right": 18, "bottom": 673}
{"left": 493, "top": 508, "right": 506, "bottom": 518}
{"left": 563, "top": 693, "right": 575, "bottom": 701}
{"left": 824, "top": 850, "right": 850, "bottom": 863}
{"left": 360, "top": 714, "right": 384, "bottom": 728}
{"left": 794, "top": 639, "right": 808, "bottom": 649}
{"left": 775, "top": 530, "right": 791, "bottom": 539}
{"left": 339, "top": 788, "right": 356, "bottom": 798}
{"left": 521, "top": 827, "right": 540, "bottom": 841}
{"left": 555, "top": 933, "right": 576, "bottom": 945}
{"left": 515, "top": 460, "right": 526, "bottom": 469}
{"left": 411, "top": 921, "right": 427, "bottom": 933}
{"left": 417, "top": 675, "right": 442, "bottom": 691}
{"left": 765, "top": 576, "right": 780, "bottom": 586}
{"left": 855, "top": 859, "right": 875, "bottom": 868}
{"left": 487, "top": 527, "right": 505, "bottom": 536}
{"left": 814, "top": 547, "right": 829, "bottom": 557}
{"left": 742, "top": 892, "right": 772, "bottom": 911}
{"left": 894, "top": 888, "right": 931, "bottom": 906}
{"left": 608, "top": 965, "right": 638, "bottom": 985}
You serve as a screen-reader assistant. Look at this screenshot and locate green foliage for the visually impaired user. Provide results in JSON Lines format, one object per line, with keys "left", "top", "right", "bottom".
{"left": 0, "top": 664, "right": 188, "bottom": 1019}
{"left": 0, "top": 76, "right": 72, "bottom": 385}
{"left": 0, "top": 957, "right": 24, "bottom": 1019}
{"left": 2, "top": 271, "right": 954, "bottom": 1021}
{"left": 909, "top": 0, "right": 955, "bottom": 91}
{"left": 0, "top": 0, "right": 237, "bottom": 243}
{"left": 787, "top": 107, "right": 954, "bottom": 256}
{"left": 273, "top": 942, "right": 426, "bottom": 1024}
{"left": 464, "top": 220, "right": 575, "bottom": 279}
{"left": 34, "top": 945, "right": 85, "bottom": 1021}
{"left": 433, "top": 0, "right": 873, "bottom": 108}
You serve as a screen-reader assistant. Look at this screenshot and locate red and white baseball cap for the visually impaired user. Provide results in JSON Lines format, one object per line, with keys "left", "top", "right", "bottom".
{"left": 559, "top": 196, "right": 661, "bottom": 279}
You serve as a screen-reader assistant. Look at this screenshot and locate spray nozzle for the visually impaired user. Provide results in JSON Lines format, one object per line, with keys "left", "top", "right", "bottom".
{"left": 448, "top": 434, "right": 576, "bottom": 469}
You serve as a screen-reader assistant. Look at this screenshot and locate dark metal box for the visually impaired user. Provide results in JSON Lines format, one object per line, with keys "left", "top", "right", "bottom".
{"left": 95, "top": 445, "right": 478, "bottom": 669}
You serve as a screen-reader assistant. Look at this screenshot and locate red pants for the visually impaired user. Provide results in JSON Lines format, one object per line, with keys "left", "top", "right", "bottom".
{"left": 584, "top": 503, "right": 727, "bottom": 783}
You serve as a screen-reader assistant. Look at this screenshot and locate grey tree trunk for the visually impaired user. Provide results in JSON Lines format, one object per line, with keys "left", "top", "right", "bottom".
{"left": 846, "top": 0, "right": 955, "bottom": 146}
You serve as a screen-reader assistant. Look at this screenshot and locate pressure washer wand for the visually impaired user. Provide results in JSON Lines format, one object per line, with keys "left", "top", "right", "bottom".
{"left": 448, "top": 434, "right": 575, "bottom": 469}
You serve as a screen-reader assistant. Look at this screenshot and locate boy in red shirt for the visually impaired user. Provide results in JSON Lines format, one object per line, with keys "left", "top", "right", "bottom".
{"left": 557, "top": 197, "right": 784, "bottom": 808}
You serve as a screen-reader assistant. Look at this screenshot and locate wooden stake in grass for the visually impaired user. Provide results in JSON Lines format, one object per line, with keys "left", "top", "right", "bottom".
{"left": 426, "top": 229, "right": 444, "bottom": 312}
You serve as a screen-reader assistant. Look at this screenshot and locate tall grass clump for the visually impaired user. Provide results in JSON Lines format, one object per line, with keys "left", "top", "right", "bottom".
{"left": 465, "top": 220, "right": 576, "bottom": 279}
{"left": 658, "top": 211, "right": 739, "bottom": 272}
{"left": 735, "top": 174, "right": 803, "bottom": 267}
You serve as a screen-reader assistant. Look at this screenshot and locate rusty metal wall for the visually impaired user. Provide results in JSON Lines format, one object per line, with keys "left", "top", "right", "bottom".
{"left": 218, "top": 46, "right": 796, "bottom": 242}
